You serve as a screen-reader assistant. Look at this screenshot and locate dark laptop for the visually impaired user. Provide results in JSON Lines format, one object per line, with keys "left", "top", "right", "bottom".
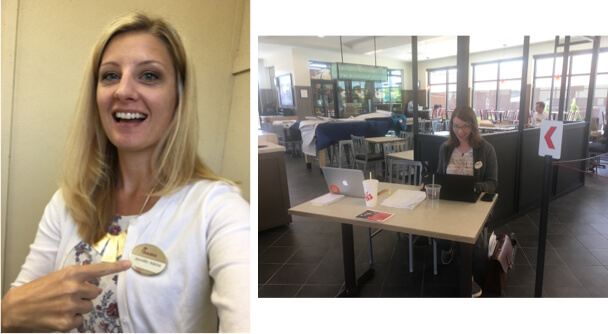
{"left": 431, "top": 173, "right": 481, "bottom": 203}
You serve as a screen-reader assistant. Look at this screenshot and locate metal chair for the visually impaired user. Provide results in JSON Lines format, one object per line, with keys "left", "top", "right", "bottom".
{"left": 398, "top": 131, "right": 414, "bottom": 150}
{"left": 350, "top": 135, "right": 384, "bottom": 178}
{"left": 366, "top": 159, "right": 438, "bottom": 275}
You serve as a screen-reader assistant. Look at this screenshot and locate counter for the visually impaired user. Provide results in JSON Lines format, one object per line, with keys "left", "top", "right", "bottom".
{"left": 258, "top": 136, "right": 292, "bottom": 231}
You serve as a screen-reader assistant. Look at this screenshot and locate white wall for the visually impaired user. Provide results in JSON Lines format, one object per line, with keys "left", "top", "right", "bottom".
{"left": 1, "top": 0, "right": 250, "bottom": 296}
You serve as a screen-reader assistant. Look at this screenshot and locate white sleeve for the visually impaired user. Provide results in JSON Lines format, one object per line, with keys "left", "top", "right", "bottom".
{"left": 11, "top": 191, "right": 66, "bottom": 288}
{"left": 205, "top": 184, "right": 250, "bottom": 333}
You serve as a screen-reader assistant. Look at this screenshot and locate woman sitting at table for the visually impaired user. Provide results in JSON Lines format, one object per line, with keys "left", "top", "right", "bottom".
{"left": 435, "top": 105, "right": 498, "bottom": 297}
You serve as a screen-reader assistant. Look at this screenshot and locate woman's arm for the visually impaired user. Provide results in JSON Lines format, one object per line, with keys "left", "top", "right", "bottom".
{"left": 205, "top": 185, "right": 250, "bottom": 333}
{"left": 475, "top": 143, "right": 498, "bottom": 193}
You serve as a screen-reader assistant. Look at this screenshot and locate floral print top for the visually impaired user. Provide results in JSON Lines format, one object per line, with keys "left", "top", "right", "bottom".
{"left": 65, "top": 215, "right": 132, "bottom": 333}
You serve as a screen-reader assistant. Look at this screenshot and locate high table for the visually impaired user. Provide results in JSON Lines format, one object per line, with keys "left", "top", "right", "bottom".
{"left": 288, "top": 182, "right": 497, "bottom": 297}
{"left": 386, "top": 150, "right": 414, "bottom": 161}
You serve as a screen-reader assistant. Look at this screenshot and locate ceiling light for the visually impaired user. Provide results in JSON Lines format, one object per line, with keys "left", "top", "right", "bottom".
{"left": 365, "top": 50, "right": 386, "bottom": 55}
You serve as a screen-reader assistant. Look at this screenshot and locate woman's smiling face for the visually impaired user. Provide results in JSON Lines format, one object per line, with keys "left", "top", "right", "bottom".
{"left": 451, "top": 116, "right": 472, "bottom": 144}
{"left": 96, "top": 31, "right": 177, "bottom": 155}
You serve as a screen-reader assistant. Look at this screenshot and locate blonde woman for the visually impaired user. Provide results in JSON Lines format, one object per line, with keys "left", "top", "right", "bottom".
{"left": 1, "top": 13, "right": 250, "bottom": 332}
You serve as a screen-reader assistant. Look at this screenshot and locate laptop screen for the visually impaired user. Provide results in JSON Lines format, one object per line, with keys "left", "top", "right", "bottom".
{"left": 321, "top": 167, "right": 365, "bottom": 198}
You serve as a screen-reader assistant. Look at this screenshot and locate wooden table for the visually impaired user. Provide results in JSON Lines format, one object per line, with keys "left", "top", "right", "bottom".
{"left": 386, "top": 150, "right": 414, "bottom": 161}
{"left": 365, "top": 136, "right": 407, "bottom": 145}
{"left": 288, "top": 182, "right": 497, "bottom": 297}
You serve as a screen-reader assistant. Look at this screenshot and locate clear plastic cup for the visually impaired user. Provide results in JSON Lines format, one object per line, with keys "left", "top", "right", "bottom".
{"left": 425, "top": 184, "right": 441, "bottom": 210}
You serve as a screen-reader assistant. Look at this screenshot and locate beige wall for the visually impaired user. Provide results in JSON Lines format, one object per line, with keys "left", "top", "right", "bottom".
{"left": 1, "top": 0, "right": 250, "bottom": 296}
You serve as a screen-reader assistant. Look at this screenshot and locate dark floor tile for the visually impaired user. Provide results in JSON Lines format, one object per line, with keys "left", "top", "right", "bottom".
{"left": 521, "top": 247, "right": 565, "bottom": 269}
{"left": 551, "top": 212, "right": 588, "bottom": 224}
{"left": 258, "top": 226, "right": 288, "bottom": 247}
{"left": 296, "top": 285, "right": 342, "bottom": 297}
{"left": 259, "top": 263, "right": 282, "bottom": 284}
{"left": 306, "top": 262, "right": 345, "bottom": 285}
{"left": 588, "top": 248, "right": 608, "bottom": 265}
{"left": 258, "top": 284, "right": 301, "bottom": 297}
{"left": 354, "top": 284, "right": 382, "bottom": 297}
{"left": 569, "top": 265, "right": 608, "bottom": 287}
{"left": 502, "top": 286, "right": 535, "bottom": 297}
{"left": 379, "top": 284, "right": 423, "bottom": 297}
{"left": 546, "top": 235, "right": 584, "bottom": 249}
{"left": 383, "top": 261, "right": 424, "bottom": 286}
{"left": 420, "top": 284, "right": 459, "bottom": 297}
{"left": 513, "top": 233, "right": 542, "bottom": 248}
{"left": 508, "top": 222, "right": 538, "bottom": 235}
{"left": 567, "top": 223, "right": 600, "bottom": 236}
{"left": 581, "top": 213, "right": 608, "bottom": 225}
{"left": 287, "top": 246, "right": 331, "bottom": 264}
{"left": 585, "top": 286, "right": 608, "bottom": 297}
{"left": 259, "top": 246, "right": 297, "bottom": 264}
{"left": 575, "top": 235, "right": 608, "bottom": 249}
{"left": 267, "top": 263, "right": 318, "bottom": 285}
{"left": 591, "top": 223, "right": 608, "bottom": 237}
{"left": 545, "top": 223, "right": 572, "bottom": 236}
{"left": 557, "top": 247, "right": 601, "bottom": 266}
{"left": 541, "top": 265, "right": 582, "bottom": 287}
{"left": 543, "top": 286, "right": 590, "bottom": 297}
{"left": 505, "top": 264, "right": 536, "bottom": 287}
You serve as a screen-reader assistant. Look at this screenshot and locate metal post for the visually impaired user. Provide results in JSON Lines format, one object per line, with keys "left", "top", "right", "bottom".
{"left": 412, "top": 36, "right": 419, "bottom": 160}
{"left": 535, "top": 154, "right": 553, "bottom": 297}
{"left": 557, "top": 36, "right": 570, "bottom": 121}
{"left": 456, "top": 36, "right": 470, "bottom": 107}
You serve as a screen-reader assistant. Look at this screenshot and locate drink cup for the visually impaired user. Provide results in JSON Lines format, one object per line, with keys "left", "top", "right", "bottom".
{"left": 363, "top": 179, "right": 379, "bottom": 207}
{"left": 425, "top": 184, "right": 441, "bottom": 210}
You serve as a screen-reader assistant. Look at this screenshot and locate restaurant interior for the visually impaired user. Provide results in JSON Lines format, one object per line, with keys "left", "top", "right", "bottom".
{"left": 257, "top": 34, "right": 607, "bottom": 328}
{"left": 257, "top": 34, "right": 608, "bottom": 329}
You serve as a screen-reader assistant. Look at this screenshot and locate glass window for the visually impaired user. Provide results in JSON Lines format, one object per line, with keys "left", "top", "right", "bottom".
{"left": 430, "top": 70, "right": 446, "bottom": 84}
{"left": 429, "top": 84, "right": 446, "bottom": 109}
{"left": 427, "top": 67, "right": 457, "bottom": 111}
{"left": 474, "top": 63, "right": 498, "bottom": 81}
{"left": 535, "top": 57, "right": 564, "bottom": 77}
{"left": 571, "top": 54, "right": 592, "bottom": 75}
{"left": 500, "top": 60, "right": 523, "bottom": 80}
{"left": 448, "top": 69, "right": 457, "bottom": 83}
{"left": 498, "top": 80, "right": 521, "bottom": 111}
{"left": 598, "top": 53, "right": 608, "bottom": 73}
{"left": 473, "top": 82, "right": 498, "bottom": 110}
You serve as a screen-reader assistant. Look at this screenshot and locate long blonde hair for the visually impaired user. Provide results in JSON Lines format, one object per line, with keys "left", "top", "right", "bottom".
{"left": 61, "top": 13, "right": 227, "bottom": 245}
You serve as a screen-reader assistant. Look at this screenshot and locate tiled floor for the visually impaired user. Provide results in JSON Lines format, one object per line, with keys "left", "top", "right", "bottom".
{"left": 258, "top": 153, "right": 608, "bottom": 298}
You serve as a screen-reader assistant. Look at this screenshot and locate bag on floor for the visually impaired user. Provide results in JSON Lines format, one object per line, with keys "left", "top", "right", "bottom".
{"left": 485, "top": 233, "right": 517, "bottom": 296}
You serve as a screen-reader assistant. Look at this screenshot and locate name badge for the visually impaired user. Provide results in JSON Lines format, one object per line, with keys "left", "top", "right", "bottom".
{"left": 129, "top": 244, "right": 168, "bottom": 276}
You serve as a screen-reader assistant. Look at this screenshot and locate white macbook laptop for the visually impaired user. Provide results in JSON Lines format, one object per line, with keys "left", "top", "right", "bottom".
{"left": 321, "top": 167, "right": 365, "bottom": 198}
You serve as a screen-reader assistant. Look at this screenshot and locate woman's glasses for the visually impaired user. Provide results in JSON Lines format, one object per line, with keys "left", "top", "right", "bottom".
{"left": 452, "top": 124, "right": 472, "bottom": 131}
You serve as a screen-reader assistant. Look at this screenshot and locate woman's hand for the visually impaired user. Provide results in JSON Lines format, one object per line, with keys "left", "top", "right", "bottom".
{"left": 1, "top": 260, "right": 131, "bottom": 332}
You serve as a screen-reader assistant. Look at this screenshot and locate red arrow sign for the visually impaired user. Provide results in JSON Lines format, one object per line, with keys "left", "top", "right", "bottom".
{"left": 544, "top": 126, "right": 557, "bottom": 149}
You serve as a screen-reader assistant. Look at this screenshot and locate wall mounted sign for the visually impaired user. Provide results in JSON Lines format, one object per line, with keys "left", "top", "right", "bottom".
{"left": 331, "top": 63, "right": 388, "bottom": 82}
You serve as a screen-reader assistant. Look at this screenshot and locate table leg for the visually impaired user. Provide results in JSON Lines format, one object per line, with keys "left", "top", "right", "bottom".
{"left": 459, "top": 242, "right": 473, "bottom": 297}
{"left": 318, "top": 149, "right": 326, "bottom": 168}
{"left": 337, "top": 223, "right": 375, "bottom": 297}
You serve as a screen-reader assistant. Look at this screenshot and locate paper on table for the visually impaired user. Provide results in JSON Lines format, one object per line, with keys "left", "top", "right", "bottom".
{"left": 380, "top": 189, "right": 426, "bottom": 210}
{"left": 310, "top": 192, "right": 345, "bottom": 206}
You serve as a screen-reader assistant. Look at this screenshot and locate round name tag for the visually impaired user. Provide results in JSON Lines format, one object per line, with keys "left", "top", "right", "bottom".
{"left": 129, "top": 244, "right": 168, "bottom": 276}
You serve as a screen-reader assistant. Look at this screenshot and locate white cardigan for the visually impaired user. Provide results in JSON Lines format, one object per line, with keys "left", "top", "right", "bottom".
{"left": 12, "top": 180, "right": 250, "bottom": 333}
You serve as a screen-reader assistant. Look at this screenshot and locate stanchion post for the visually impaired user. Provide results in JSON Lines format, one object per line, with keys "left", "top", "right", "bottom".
{"left": 534, "top": 154, "right": 553, "bottom": 297}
